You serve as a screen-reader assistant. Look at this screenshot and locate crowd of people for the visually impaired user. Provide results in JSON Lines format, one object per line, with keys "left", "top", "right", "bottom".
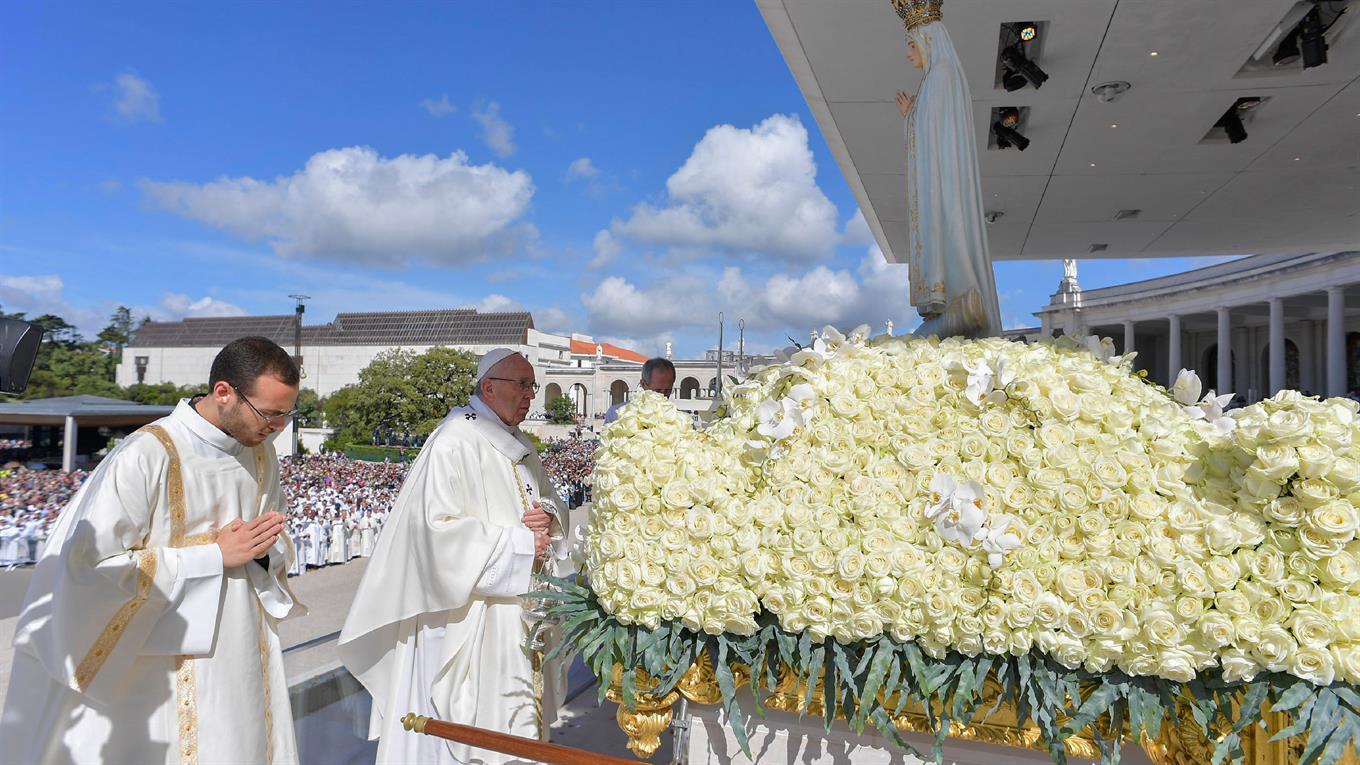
{"left": 0, "top": 437, "right": 599, "bottom": 570}
{"left": 540, "top": 436, "right": 598, "bottom": 508}
{"left": 0, "top": 467, "right": 83, "bottom": 568}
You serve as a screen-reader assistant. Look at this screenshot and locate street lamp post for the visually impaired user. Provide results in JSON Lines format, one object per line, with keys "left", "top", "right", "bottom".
{"left": 715, "top": 312, "right": 724, "bottom": 399}
{"left": 288, "top": 294, "right": 310, "bottom": 456}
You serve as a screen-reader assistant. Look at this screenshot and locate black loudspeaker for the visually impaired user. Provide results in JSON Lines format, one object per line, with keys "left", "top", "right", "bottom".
{"left": 0, "top": 319, "right": 43, "bottom": 394}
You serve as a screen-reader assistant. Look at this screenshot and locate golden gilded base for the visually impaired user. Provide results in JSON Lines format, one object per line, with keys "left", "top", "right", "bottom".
{"left": 607, "top": 655, "right": 1360, "bottom": 763}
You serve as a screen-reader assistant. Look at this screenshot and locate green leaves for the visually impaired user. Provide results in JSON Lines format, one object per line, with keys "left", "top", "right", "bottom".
{"left": 548, "top": 585, "right": 1360, "bottom": 765}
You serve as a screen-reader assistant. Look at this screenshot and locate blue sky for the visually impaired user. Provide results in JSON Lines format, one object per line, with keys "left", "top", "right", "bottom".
{"left": 0, "top": 2, "right": 1227, "bottom": 358}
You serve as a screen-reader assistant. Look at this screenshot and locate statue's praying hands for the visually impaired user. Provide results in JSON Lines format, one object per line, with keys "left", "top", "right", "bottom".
{"left": 895, "top": 89, "right": 915, "bottom": 118}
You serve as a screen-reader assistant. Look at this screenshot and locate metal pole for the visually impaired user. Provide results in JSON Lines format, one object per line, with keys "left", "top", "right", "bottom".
{"left": 288, "top": 294, "right": 310, "bottom": 456}
{"left": 737, "top": 319, "right": 745, "bottom": 378}
{"left": 715, "top": 312, "right": 724, "bottom": 399}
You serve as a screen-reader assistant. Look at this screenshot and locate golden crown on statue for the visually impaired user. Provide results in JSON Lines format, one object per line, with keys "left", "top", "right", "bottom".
{"left": 891, "top": 0, "right": 943, "bottom": 30}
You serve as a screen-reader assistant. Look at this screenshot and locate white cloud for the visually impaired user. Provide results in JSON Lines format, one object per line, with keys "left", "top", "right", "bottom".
{"left": 580, "top": 275, "right": 708, "bottom": 338}
{"left": 565, "top": 157, "right": 600, "bottom": 181}
{"left": 158, "top": 292, "right": 247, "bottom": 318}
{"left": 420, "top": 94, "right": 455, "bottom": 117}
{"left": 580, "top": 247, "right": 914, "bottom": 342}
{"left": 112, "top": 72, "right": 162, "bottom": 123}
{"left": 842, "top": 209, "right": 873, "bottom": 246}
{"left": 471, "top": 100, "right": 516, "bottom": 157}
{"left": 98, "top": 179, "right": 123, "bottom": 194}
{"left": 610, "top": 114, "right": 839, "bottom": 263}
{"left": 0, "top": 274, "right": 104, "bottom": 336}
{"left": 588, "top": 229, "right": 621, "bottom": 269}
{"left": 476, "top": 293, "right": 516, "bottom": 313}
{"left": 533, "top": 306, "right": 574, "bottom": 335}
{"left": 139, "top": 146, "right": 535, "bottom": 266}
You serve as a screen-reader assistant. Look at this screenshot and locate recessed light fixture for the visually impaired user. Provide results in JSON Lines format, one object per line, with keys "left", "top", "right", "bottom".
{"left": 1294, "top": 157, "right": 1302, "bottom": 161}
{"left": 1089, "top": 162, "right": 1097, "bottom": 167}
{"left": 1110, "top": 123, "right": 1119, "bottom": 128}
{"left": 1150, "top": 51, "right": 1159, "bottom": 56}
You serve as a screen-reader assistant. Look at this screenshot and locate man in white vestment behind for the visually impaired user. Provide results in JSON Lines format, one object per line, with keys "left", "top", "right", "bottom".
{"left": 339, "top": 348, "right": 566, "bottom": 765}
{"left": 0, "top": 336, "right": 305, "bottom": 764}
{"left": 328, "top": 511, "right": 349, "bottom": 565}
{"left": 359, "top": 511, "right": 377, "bottom": 557}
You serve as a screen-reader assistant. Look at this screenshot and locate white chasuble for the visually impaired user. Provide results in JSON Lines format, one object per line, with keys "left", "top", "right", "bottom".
{"left": 339, "top": 395, "right": 567, "bottom": 765}
{"left": 328, "top": 518, "right": 349, "bottom": 565}
{"left": 0, "top": 400, "right": 304, "bottom": 765}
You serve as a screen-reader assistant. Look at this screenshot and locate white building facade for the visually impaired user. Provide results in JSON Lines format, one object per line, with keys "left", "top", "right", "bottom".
{"left": 1037, "top": 252, "right": 1360, "bottom": 403}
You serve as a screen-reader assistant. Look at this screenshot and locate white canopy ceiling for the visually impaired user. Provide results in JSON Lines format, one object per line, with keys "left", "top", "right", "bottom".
{"left": 756, "top": 0, "right": 1360, "bottom": 261}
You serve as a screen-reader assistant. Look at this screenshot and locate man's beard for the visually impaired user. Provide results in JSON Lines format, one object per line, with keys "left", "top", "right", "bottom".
{"left": 222, "top": 406, "right": 267, "bottom": 447}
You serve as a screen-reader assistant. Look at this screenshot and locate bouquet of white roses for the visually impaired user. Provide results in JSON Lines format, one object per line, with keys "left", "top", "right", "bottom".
{"left": 544, "top": 328, "right": 1360, "bottom": 764}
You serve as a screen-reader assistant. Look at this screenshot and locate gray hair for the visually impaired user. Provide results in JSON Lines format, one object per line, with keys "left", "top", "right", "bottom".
{"left": 640, "top": 357, "right": 676, "bottom": 384}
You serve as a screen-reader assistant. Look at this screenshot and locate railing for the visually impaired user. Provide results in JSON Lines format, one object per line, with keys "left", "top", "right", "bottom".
{"left": 401, "top": 713, "right": 638, "bottom": 765}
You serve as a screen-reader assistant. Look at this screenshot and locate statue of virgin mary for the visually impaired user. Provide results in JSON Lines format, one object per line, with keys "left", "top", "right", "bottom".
{"left": 893, "top": 0, "right": 1003, "bottom": 338}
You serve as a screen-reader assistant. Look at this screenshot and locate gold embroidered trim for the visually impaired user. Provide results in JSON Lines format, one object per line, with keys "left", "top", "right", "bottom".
{"left": 139, "top": 423, "right": 201, "bottom": 764}
{"left": 252, "top": 445, "right": 275, "bottom": 763}
{"left": 179, "top": 531, "right": 218, "bottom": 546}
{"left": 73, "top": 548, "right": 157, "bottom": 692}
{"left": 175, "top": 655, "right": 198, "bottom": 765}
{"left": 508, "top": 457, "right": 545, "bottom": 733}
{"left": 140, "top": 424, "right": 188, "bottom": 545}
{"left": 256, "top": 602, "right": 274, "bottom": 764}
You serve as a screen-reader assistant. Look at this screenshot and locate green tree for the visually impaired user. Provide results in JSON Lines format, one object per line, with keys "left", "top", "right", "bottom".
{"left": 295, "top": 388, "right": 321, "bottom": 428}
{"left": 20, "top": 343, "right": 119, "bottom": 399}
{"left": 30, "top": 314, "right": 81, "bottom": 347}
{"left": 97, "top": 306, "right": 141, "bottom": 362}
{"left": 547, "top": 395, "right": 576, "bottom": 424}
{"left": 124, "top": 382, "right": 208, "bottom": 405}
{"left": 321, "top": 347, "right": 478, "bottom": 447}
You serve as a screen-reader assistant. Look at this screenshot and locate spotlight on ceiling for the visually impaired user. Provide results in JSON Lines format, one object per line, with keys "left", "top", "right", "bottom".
{"left": 1215, "top": 108, "right": 1248, "bottom": 144}
{"left": 993, "top": 107, "right": 1030, "bottom": 151}
{"left": 1017, "top": 22, "right": 1039, "bottom": 42}
{"left": 1273, "top": 27, "right": 1301, "bottom": 66}
{"left": 1298, "top": 6, "right": 1329, "bottom": 68}
{"left": 1001, "top": 45, "right": 1049, "bottom": 89}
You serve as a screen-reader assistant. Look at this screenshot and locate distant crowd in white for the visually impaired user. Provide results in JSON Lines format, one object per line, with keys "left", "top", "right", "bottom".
{"left": 3, "top": 442, "right": 597, "bottom": 571}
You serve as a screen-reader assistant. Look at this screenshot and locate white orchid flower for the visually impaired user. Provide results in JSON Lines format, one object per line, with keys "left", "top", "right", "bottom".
{"left": 963, "top": 362, "right": 994, "bottom": 407}
{"left": 926, "top": 475, "right": 987, "bottom": 546}
{"left": 993, "top": 356, "right": 1017, "bottom": 390}
{"left": 935, "top": 489, "right": 987, "bottom": 546}
{"left": 787, "top": 383, "right": 818, "bottom": 422}
{"left": 756, "top": 397, "right": 800, "bottom": 440}
{"left": 847, "top": 324, "right": 871, "bottom": 346}
{"left": 1171, "top": 369, "right": 1202, "bottom": 407}
{"left": 979, "top": 514, "right": 1022, "bottom": 568}
{"left": 925, "top": 473, "right": 958, "bottom": 519}
{"left": 1084, "top": 335, "right": 1117, "bottom": 363}
{"left": 790, "top": 336, "right": 836, "bottom": 365}
{"left": 960, "top": 357, "right": 1012, "bottom": 407}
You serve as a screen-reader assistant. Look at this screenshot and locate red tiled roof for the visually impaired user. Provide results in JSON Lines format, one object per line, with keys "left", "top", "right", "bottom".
{"left": 569, "top": 339, "right": 648, "bottom": 363}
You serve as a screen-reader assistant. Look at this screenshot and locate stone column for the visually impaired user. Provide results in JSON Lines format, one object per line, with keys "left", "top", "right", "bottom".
{"left": 1269, "top": 298, "right": 1285, "bottom": 395}
{"left": 1123, "top": 321, "right": 1136, "bottom": 357}
{"left": 1327, "top": 286, "right": 1346, "bottom": 397}
{"left": 62, "top": 415, "right": 78, "bottom": 473}
{"left": 1216, "top": 307, "right": 1232, "bottom": 394}
{"left": 1167, "top": 315, "right": 1181, "bottom": 385}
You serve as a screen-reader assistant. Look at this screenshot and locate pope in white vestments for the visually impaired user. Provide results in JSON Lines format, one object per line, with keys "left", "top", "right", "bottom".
{"left": 339, "top": 348, "right": 566, "bottom": 765}
{"left": 0, "top": 336, "right": 305, "bottom": 765}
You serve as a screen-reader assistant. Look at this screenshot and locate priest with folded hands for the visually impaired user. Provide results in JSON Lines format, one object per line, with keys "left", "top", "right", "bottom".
{"left": 0, "top": 336, "right": 305, "bottom": 764}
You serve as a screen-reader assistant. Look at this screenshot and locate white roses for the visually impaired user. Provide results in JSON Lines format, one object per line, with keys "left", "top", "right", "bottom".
{"left": 587, "top": 331, "right": 1360, "bottom": 688}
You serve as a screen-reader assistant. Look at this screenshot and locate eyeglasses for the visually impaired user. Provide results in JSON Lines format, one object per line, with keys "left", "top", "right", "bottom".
{"left": 487, "top": 377, "right": 540, "bottom": 393}
{"left": 231, "top": 384, "right": 298, "bottom": 426}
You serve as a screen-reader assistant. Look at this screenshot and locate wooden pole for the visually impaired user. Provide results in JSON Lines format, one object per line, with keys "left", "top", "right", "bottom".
{"left": 401, "top": 714, "right": 642, "bottom": 765}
